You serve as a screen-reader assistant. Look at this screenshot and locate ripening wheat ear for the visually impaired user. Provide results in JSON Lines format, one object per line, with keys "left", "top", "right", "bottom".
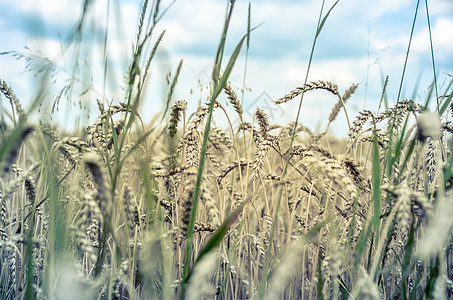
{"left": 208, "top": 126, "right": 233, "bottom": 153}
{"left": 42, "top": 128, "right": 79, "bottom": 167}
{"left": 275, "top": 80, "right": 341, "bottom": 104}
{"left": 0, "top": 191, "right": 7, "bottom": 232}
{"left": 183, "top": 101, "right": 221, "bottom": 167}
{"left": 86, "top": 102, "right": 132, "bottom": 149}
{"left": 223, "top": 82, "right": 243, "bottom": 119}
{"left": 303, "top": 154, "right": 358, "bottom": 206}
{"left": 181, "top": 184, "right": 194, "bottom": 237}
{"left": 73, "top": 191, "right": 102, "bottom": 262}
{"left": 84, "top": 152, "right": 111, "bottom": 220}
{"left": 1, "top": 125, "right": 34, "bottom": 172}
{"left": 216, "top": 159, "right": 250, "bottom": 185}
{"left": 341, "top": 155, "right": 371, "bottom": 194}
{"left": 24, "top": 176, "right": 37, "bottom": 207}
{"left": 0, "top": 79, "right": 26, "bottom": 122}
{"left": 326, "top": 83, "right": 357, "bottom": 130}
{"left": 425, "top": 138, "right": 441, "bottom": 192}
{"left": 374, "top": 99, "right": 423, "bottom": 135}
{"left": 168, "top": 100, "right": 187, "bottom": 138}
{"left": 251, "top": 109, "right": 273, "bottom": 181}
{"left": 346, "top": 109, "right": 374, "bottom": 152}
{"left": 123, "top": 185, "right": 140, "bottom": 230}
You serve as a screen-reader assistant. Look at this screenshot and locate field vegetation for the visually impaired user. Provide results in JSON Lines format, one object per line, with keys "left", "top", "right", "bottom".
{"left": 1, "top": 0, "right": 452, "bottom": 299}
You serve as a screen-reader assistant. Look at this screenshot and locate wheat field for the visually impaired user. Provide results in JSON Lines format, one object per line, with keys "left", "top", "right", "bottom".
{"left": 1, "top": 1, "right": 453, "bottom": 299}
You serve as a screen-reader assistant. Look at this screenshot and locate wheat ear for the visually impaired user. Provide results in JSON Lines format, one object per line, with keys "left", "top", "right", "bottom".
{"left": 275, "top": 80, "right": 341, "bottom": 104}
{"left": 0, "top": 79, "right": 26, "bottom": 122}
{"left": 224, "top": 82, "right": 243, "bottom": 118}
{"left": 327, "top": 83, "right": 357, "bottom": 128}
{"left": 251, "top": 109, "right": 273, "bottom": 181}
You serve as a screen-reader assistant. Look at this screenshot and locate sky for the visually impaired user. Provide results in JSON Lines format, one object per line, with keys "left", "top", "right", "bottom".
{"left": 0, "top": 0, "right": 452, "bottom": 136}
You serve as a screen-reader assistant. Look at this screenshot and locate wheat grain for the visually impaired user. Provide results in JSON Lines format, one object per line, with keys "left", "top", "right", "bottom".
{"left": 251, "top": 136, "right": 272, "bottom": 181}
{"left": 262, "top": 213, "right": 272, "bottom": 249}
{"left": 375, "top": 100, "right": 423, "bottom": 137}
{"left": 185, "top": 131, "right": 200, "bottom": 167}
{"left": 24, "top": 176, "right": 36, "bottom": 208}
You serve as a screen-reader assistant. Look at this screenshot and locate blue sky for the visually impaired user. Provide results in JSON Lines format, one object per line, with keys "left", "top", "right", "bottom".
{"left": 0, "top": 0, "right": 452, "bottom": 136}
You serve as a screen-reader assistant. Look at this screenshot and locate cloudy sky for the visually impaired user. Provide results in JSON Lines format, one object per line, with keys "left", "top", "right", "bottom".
{"left": 0, "top": 0, "right": 452, "bottom": 136}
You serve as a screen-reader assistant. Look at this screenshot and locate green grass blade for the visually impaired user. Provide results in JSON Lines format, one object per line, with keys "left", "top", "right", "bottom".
{"left": 212, "top": 35, "right": 247, "bottom": 101}
{"left": 424, "top": 0, "right": 439, "bottom": 108}
{"left": 258, "top": 1, "right": 337, "bottom": 296}
{"left": 396, "top": 0, "right": 420, "bottom": 102}
{"left": 212, "top": 1, "right": 235, "bottom": 83}
{"left": 372, "top": 128, "right": 381, "bottom": 237}
{"left": 316, "top": 0, "right": 338, "bottom": 38}
{"left": 161, "top": 59, "right": 183, "bottom": 123}
{"left": 438, "top": 88, "right": 452, "bottom": 115}
{"left": 181, "top": 3, "right": 249, "bottom": 296}
{"left": 182, "top": 201, "right": 246, "bottom": 286}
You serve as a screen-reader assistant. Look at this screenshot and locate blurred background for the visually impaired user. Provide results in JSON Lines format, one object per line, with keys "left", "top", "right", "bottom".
{"left": 0, "top": 0, "right": 452, "bottom": 136}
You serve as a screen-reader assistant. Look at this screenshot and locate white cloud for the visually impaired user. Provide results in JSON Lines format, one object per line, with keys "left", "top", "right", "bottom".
{"left": 332, "top": 0, "right": 412, "bottom": 23}
{"left": 366, "top": 0, "right": 412, "bottom": 20}
{"left": 16, "top": 0, "right": 81, "bottom": 27}
{"left": 412, "top": 17, "right": 453, "bottom": 59}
